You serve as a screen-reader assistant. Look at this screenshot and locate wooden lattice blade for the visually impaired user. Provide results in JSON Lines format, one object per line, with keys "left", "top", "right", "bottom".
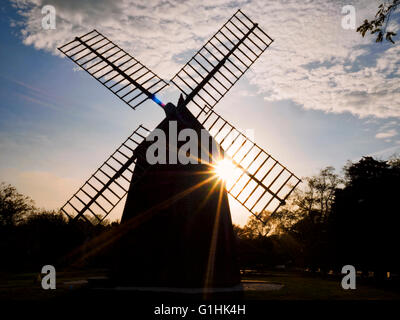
{"left": 61, "top": 125, "right": 150, "bottom": 224}
{"left": 171, "top": 9, "right": 273, "bottom": 113}
{"left": 58, "top": 30, "right": 168, "bottom": 111}
{"left": 193, "top": 106, "right": 301, "bottom": 223}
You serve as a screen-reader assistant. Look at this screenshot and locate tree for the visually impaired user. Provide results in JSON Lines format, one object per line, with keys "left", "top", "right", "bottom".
{"left": 388, "top": 153, "right": 400, "bottom": 167}
{"left": 0, "top": 182, "right": 35, "bottom": 226}
{"left": 330, "top": 156, "right": 400, "bottom": 278}
{"left": 292, "top": 167, "right": 343, "bottom": 224}
{"left": 239, "top": 167, "right": 342, "bottom": 240}
{"left": 240, "top": 211, "right": 275, "bottom": 239}
{"left": 238, "top": 208, "right": 299, "bottom": 239}
{"left": 287, "top": 167, "right": 343, "bottom": 271}
{"left": 357, "top": 0, "right": 399, "bottom": 44}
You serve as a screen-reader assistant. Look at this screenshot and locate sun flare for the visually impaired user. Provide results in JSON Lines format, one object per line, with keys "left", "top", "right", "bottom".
{"left": 214, "top": 159, "right": 236, "bottom": 181}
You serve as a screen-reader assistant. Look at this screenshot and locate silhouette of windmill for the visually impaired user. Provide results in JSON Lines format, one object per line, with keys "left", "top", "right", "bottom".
{"left": 58, "top": 9, "right": 301, "bottom": 289}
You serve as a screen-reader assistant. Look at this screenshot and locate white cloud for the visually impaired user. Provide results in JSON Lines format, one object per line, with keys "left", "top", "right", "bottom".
{"left": 247, "top": 1, "right": 400, "bottom": 118}
{"left": 9, "top": 0, "right": 400, "bottom": 118}
{"left": 375, "top": 128, "right": 397, "bottom": 139}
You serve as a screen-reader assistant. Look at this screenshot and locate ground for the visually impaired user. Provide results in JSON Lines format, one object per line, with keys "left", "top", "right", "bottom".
{"left": 242, "top": 271, "right": 400, "bottom": 300}
{"left": 1, "top": 269, "right": 399, "bottom": 301}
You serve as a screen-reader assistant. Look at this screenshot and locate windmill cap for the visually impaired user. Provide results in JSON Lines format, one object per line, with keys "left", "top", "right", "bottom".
{"left": 164, "top": 102, "right": 176, "bottom": 117}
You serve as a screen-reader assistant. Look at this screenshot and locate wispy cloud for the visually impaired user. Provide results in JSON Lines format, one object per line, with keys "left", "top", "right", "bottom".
{"left": 15, "top": 92, "right": 59, "bottom": 110}
{"left": 367, "top": 144, "right": 400, "bottom": 158}
{"left": 375, "top": 129, "right": 397, "bottom": 139}
{"left": 374, "top": 120, "right": 399, "bottom": 140}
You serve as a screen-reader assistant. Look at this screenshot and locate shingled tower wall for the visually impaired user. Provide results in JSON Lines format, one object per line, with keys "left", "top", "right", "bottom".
{"left": 113, "top": 104, "right": 240, "bottom": 288}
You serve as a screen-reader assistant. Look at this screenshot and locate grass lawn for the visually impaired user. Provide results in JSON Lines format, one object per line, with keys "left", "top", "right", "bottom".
{"left": 243, "top": 270, "right": 400, "bottom": 300}
{"left": 1, "top": 269, "right": 399, "bottom": 301}
{"left": 0, "top": 269, "right": 107, "bottom": 301}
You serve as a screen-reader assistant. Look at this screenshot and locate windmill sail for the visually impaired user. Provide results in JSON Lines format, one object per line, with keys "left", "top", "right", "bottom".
{"left": 58, "top": 30, "right": 168, "bottom": 110}
{"left": 169, "top": 10, "right": 296, "bottom": 222}
{"left": 61, "top": 125, "right": 150, "bottom": 224}
{"left": 171, "top": 9, "right": 273, "bottom": 113}
{"left": 58, "top": 10, "right": 299, "bottom": 225}
{"left": 195, "top": 108, "right": 301, "bottom": 223}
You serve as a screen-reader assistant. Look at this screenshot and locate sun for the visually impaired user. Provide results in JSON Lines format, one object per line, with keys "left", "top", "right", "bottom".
{"left": 214, "top": 158, "right": 236, "bottom": 181}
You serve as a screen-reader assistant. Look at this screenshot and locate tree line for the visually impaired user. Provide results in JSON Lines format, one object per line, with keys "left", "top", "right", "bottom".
{"left": 1, "top": 155, "right": 399, "bottom": 281}
{"left": 234, "top": 155, "right": 400, "bottom": 281}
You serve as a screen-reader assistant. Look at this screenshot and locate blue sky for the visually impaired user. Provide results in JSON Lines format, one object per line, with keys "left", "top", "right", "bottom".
{"left": 0, "top": 0, "right": 399, "bottom": 225}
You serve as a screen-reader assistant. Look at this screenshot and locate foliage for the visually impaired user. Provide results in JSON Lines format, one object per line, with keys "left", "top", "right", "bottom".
{"left": 292, "top": 166, "right": 343, "bottom": 224}
{"left": 238, "top": 209, "right": 300, "bottom": 239}
{"left": 330, "top": 156, "right": 400, "bottom": 274}
{"left": 357, "top": 0, "right": 399, "bottom": 44}
{"left": 0, "top": 183, "right": 115, "bottom": 271}
{"left": 0, "top": 209, "right": 113, "bottom": 271}
{"left": 234, "top": 157, "right": 400, "bottom": 275}
{"left": 0, "top": 182, "right": 35, "bottom": 226}
{"left": 233, "top": 166, "right": 343, "bottom": 269}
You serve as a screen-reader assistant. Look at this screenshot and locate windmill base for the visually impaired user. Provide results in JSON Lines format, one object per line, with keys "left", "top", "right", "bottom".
{"left": 86, "top": 278, "right": 244, "bottom": 300}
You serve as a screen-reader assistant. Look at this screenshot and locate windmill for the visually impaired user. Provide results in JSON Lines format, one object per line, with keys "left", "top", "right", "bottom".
{"left": 58, "top": 9, "right": 301, "bottom": 289}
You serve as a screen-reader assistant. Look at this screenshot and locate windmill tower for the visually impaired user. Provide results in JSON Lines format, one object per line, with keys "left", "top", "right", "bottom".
{"left": 58, "top": 10, "right": 301, "bottom": 290}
